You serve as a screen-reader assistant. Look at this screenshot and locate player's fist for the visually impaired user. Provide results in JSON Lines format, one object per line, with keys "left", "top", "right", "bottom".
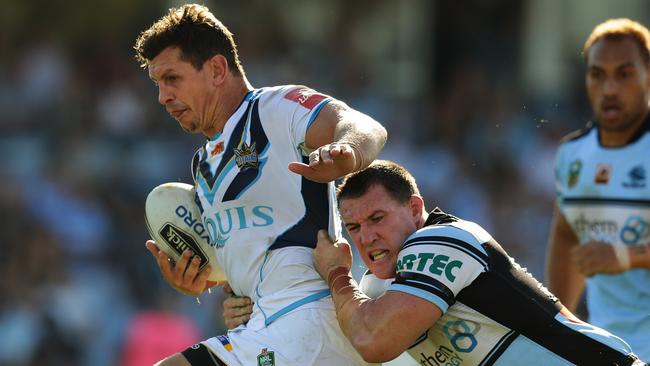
{"left": 313, "top": 230, "right": 353, "bottom": 280}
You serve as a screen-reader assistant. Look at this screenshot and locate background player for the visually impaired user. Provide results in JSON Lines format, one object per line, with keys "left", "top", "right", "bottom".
{"left": 134, "top": 4, "right": 386, "bottom": 365}
{"left": 545, "top": 18, "right": 650, "bottom": 362}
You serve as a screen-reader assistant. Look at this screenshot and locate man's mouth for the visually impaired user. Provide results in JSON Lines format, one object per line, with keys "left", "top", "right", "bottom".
{"left": 601, "top": 105, "right": 622, "bottom": 119}
{"left": 170, "top": 109, "right": 187, "bottom": 119}
{"left": 369, "top": 250, "right": 388, "bottom": 262}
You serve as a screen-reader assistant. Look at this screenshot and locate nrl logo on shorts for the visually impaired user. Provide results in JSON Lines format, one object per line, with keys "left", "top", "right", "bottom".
{"left": 257, "top": 348, "right": 275, "bottom": 366}
{"left": 234, "top": 142, "right": 258, "bottom": 171}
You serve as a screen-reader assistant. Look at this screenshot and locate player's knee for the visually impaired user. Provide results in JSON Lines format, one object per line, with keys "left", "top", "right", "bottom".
{"left": 154, "top": 353, "right": 191, "bottom": 366}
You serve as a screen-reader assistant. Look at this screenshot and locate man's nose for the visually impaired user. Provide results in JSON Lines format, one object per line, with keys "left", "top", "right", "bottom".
{"left": 602, "top": 77, "right": 619, "bottom": 96}
{"left": 158, "top": 85, "right": 174, "bottom": 105}
{"left": 359, "top": 225, "right": 377, "bottom": 245}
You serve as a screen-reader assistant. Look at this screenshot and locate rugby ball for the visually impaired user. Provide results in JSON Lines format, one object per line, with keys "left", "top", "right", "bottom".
{"left": 145, "top": 182, "right": 226, "bottom": 286}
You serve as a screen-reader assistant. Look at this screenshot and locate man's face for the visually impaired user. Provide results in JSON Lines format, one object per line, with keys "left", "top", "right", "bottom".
{"left": 148, "top": 47, "right": 216, "bottom": 135}
{"left": 339, "top": 184, "right": 421, "bottom": 280}
{"left": 586, "top": 37, "right": 650, "bottom": 131}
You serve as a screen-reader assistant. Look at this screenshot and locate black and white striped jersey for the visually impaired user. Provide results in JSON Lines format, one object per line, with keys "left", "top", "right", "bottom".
{"left": 362, "top": 209, "right": 642, "bottom": 366}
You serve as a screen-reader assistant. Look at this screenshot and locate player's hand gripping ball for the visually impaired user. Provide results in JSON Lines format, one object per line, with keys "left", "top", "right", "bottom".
{"left": 145, "top": 182, "right": 226, "bottom": 286}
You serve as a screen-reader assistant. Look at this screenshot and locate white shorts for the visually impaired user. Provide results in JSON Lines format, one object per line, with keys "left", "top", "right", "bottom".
{"left": 202, "top": 297, "right": 371, "bottom": 366}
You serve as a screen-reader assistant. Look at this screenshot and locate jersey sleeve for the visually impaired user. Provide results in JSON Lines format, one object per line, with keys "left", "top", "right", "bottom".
{"left": 260, "top": 85, "right": 332, "bottom": 155}
{"left": 388, "top": 226, "right": 489, "bottom": 313}
{"left": 359, "top": 272, "right": 393, "bottom": 299}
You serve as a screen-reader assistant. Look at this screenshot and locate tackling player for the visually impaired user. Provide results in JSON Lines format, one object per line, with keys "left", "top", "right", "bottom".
{"left": 313, "top": 160, "right": 645, "bottom": 365}
{"left": 134, "top": 4, "right": 386, "bottom": 365}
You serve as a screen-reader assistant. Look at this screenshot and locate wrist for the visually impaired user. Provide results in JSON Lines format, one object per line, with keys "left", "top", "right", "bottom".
{"left": 612, "top": 244, "right": 631, "bottom": 270}
{"left": 327, "top": 266, "right": 353, "bottom": 295}
{"left": 338, "top": 141, "right": 365, "bottom": 171}
{"left": 629, "top": 243, "right": 650, "bottom": 269}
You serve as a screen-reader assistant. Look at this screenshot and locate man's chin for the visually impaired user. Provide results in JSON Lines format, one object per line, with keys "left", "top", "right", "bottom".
{"left": 179, "top": 121, "right": 200, "bottom": 134}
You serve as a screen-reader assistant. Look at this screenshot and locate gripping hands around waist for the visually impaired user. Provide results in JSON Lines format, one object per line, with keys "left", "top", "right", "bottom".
{"left": 222, "top": 282, "right": 254, "bottom": 329}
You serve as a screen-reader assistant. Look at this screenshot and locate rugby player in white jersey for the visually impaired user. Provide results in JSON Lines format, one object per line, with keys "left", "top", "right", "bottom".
{"left": 545, "top": 18, "right": 650, "bottom": 362}
{"left": 313, "top": 160, "right": 645, "bottom": 365}
{"left": 134, "top": 4, "right": 386, "bottom": 365}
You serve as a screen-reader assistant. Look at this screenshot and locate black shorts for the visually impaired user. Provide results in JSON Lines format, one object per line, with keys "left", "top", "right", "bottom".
{"left": 181, "top": 343, "right": 229, "bottom": 366}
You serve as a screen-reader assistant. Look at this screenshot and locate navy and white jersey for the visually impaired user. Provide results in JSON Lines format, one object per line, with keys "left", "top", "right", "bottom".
{"left": 192, "top": 85, "right": 341, "bottom": 326}
{"left": 554, "top": 118, "right": 650, "bottom": 361}
{"left": 362, "top": 209, "right": 640, "bottom": 365}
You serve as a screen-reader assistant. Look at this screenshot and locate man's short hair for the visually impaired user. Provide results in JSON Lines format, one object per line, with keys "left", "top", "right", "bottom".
{"left": 337, "top": 160, "right": 420, "bottom": 204}
{"left": 583, "top": 18, "right": 650, "bottom": 66}
{"left": 134, "top": 3, "right": 244, "bottom": 75}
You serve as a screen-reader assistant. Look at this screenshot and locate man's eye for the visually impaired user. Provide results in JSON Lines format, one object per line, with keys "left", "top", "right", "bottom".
{"left": 346, "top": 225, "right": 359, "bottom": 233}
{"left": 370, "top": 215, "right": 383, "bottom": 223}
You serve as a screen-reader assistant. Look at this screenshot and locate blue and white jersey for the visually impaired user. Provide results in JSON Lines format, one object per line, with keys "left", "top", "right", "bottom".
{"left": 364, "top": 209, "right": 639, "bottom": 365}
{"left": 554, "top": 119, "right": 650, "bottom": 361}
{"left": 192, "top": 85, "right": 341, "bottom": 326}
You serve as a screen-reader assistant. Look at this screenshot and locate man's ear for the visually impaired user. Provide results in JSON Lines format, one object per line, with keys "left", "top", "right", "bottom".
{"left": 408, "top": 195, "right": 424, "bottom": 219}
{"left": 207, "top": 54, "right": 229, "bottom": 86}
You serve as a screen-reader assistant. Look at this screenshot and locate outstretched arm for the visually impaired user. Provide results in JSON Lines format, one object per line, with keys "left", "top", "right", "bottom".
{"left": 288, "top": 101, "right": 387, "bottom": 183}
{"left": 313, "top": 230, "right": 441, "bottom": 363}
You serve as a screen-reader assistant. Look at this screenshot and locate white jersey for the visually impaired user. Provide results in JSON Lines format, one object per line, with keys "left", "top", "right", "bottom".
{"left": 361, "top": 209, "right": 641, "bottom": 365}
{"left": 192, "top": 85, "right": 341, "bottom": 325}
{"left": 554, "top": 120, "right": 650, "bottom": 361}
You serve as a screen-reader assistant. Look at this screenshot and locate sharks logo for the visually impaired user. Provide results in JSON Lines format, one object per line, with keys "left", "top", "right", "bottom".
{"left": 623, "top": 164, "right": 646, "bottom": 188}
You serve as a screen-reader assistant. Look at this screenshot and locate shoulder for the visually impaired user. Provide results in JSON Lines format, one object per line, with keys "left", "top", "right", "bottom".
{"left": 399, "top": 219, "right": 491, "bottom": 270}
{"left": 558, "top": 122, "right": 596, "bottom": 146}
{"left": 404, "top": 220, "right": 491, "bottom": 254}
{"left": 259, "top": 85, "right": 331, "bottom": 110}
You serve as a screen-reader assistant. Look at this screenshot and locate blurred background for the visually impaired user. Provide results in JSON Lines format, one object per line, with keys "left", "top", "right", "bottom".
{"left": 1, "top": 0, "right": 649, "bottom": 365}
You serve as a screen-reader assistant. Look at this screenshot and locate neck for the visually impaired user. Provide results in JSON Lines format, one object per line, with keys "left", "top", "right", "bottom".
{"left": 600, "top": 109, "right": 649, "bottom": 147}
{"left": 203, "top": 76, "right": 253, "bottom": 137}
{"left": 417, "top": 212, "right": 428, "bottom": 230}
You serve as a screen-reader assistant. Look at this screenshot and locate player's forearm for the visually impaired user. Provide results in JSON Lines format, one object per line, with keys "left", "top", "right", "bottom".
{"left": 332, "top": 108, "right": 387, "bottom": 171}
{"left": 546, "top": 252, "right": 585, "bottom": 311}
{"left": 327, "top": 267, "right": 397, "bottom": 362}
{"left": 545, "top": 208, "right": 584, "bottom": 311}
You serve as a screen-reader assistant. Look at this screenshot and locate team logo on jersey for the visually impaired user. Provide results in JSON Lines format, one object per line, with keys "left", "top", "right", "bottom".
{"left": 623, "top": 164, "right": 646, "bottom": 188}
{"left": 234, "top": 142, "right": 259, "bottom": 171}
{"left": 257, "top": 348, "right": 275, "bottom": 366}
{"left": 594, "top": 163, "right": 611, "bottom": 184}
{"left": 210, "top": 141, "right": 225, "bottom": 156}
{"left": 568, "top": 160, "right": 581, "bottom": 188}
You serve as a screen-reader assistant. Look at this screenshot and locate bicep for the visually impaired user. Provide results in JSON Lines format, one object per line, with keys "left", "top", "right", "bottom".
{"left": 303, "top": 100, "right": 346, "bottom": 150}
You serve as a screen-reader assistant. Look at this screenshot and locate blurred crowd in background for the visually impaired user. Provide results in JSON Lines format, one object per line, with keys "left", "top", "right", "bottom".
{"left": 1, "top": 0, "right": 649, "bottom": 365}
